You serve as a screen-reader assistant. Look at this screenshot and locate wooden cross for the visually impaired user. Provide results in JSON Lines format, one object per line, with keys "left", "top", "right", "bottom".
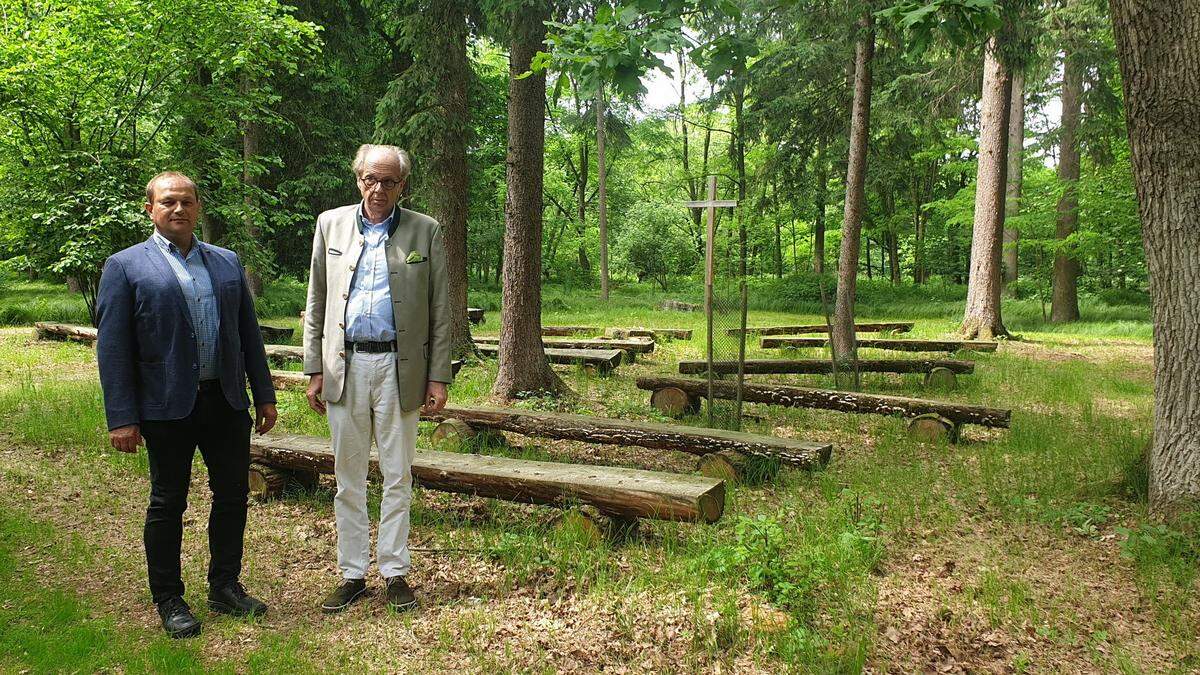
{"left": 683, "top": 175, "right": 737, "bottom": 425}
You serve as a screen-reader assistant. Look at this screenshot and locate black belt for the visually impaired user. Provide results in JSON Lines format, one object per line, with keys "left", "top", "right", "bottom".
{"left": 345, "top": 339, "right": 397, "bottom": 353}
{"left": 198, "top": 379, "right": 222, "bottom": 392}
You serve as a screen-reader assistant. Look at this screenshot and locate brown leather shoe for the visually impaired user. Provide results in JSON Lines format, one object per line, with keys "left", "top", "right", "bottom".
{"left": 385, "top": 576, "right": 418, "bottom": 612}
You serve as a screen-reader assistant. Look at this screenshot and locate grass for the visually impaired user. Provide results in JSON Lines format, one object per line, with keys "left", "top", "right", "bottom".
{"left": 0, "top": 279, "right": 1195, "bottom": 672}
{"left": 0, "top": 506, "right": 316, "bottom": 673}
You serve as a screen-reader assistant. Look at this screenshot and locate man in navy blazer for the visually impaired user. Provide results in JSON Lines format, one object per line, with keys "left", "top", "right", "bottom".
{"left": 95, "top": 171, "right": 277, "bottom": 639}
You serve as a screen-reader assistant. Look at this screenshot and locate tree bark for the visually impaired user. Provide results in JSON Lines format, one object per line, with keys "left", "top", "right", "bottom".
{"left": 961, "top": 37, "right": 1013, "bottom": 339}
{"left": 1003, "top": 69, "right": 1024, "bottom": 296}
{"left": 1051, "top": 45, "right": 1083, "bottom": 322}
{"left": 1109, "top": 0, "right": 1200, "bottom": 516}
{"left": 428, "top": 0, "right": 476, "bottom": 358}
{"left": 831, "top": 12, "right": 874, "bottom": 382}
{"left": 492, "top": 3, "right": 566, "bottom": 399}
{"left": 596, "top": 86, "right": 610, "bottom": 301}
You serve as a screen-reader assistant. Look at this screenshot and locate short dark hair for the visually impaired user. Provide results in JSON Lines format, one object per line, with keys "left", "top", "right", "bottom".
{"left": 145, "top": 171, "right": 200, "bottom": 203}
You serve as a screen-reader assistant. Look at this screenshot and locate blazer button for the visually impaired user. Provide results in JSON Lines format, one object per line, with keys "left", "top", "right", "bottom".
{"left": 342, "top": 292, "right": 349, "bottom": 299}
{"left": 192, "top": 364, "right": 198, "bottom": 370}
{"left": 350, "top": 265, "right": 356, "bottom": 271}
{"left": 338, "top": 351, "right": 345, "bottom": 358}
{"left": 338, "top": 322, "right": 344, "bottom": 329}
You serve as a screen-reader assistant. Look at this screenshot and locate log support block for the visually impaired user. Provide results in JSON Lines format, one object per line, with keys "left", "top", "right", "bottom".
{"left": 907, "top": 413, "right": 960, "bottom": 443}
{"left": 430, "top": 419, "right": 506, "bottom": 452}
{"left": 923, "top": 367, "right": 958, "bottom": 390}
{"left": 249, "top": 463, "right": 289, "bottom": 501}
{"left": 696, "top": 450, "right": 780, "bottom": 484}
{"left": 650, "top": 386, "right": 700, "bottom": 417}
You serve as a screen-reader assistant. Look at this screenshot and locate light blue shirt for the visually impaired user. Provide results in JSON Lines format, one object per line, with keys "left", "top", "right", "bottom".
{"left": 151, "top": 231, "right": 219, "bottom": 379}
{"left": 344, "top": 206, "right": 396, "bottom": 342}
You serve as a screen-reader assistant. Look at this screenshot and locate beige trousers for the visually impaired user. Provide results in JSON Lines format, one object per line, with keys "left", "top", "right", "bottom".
{"left": 327, "top": 351, "right": 418, "bottom": 579}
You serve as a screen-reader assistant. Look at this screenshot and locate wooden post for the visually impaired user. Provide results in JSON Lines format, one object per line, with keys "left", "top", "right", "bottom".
{"left": 684, "top": 177, "right": 737, "bottom": 428}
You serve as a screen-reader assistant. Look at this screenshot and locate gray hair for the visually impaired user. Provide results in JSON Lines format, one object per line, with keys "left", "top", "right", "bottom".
{"left": 352, "top": 144, "right": 412, "bottom": 181}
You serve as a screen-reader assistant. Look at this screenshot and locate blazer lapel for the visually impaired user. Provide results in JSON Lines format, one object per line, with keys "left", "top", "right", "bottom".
{"left": 142, "top": 237, "right": 196, "bottom": 332}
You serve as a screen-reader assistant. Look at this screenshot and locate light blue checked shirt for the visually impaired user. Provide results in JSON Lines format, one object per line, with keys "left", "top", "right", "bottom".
{"left": 152, "top": 231, "right": 219, "bottom": 379}
{"left": 344, "top": 206, "right": 396, "bottom": 342}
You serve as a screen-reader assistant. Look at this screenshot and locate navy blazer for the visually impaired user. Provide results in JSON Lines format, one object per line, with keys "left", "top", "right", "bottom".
{"left": 95, "top": 236, "right": 276, "bottom": 431}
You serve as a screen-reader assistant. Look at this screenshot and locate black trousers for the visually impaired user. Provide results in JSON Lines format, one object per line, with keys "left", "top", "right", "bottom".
{"left": 140, "top": 383, "right": 252, "bottom": 604}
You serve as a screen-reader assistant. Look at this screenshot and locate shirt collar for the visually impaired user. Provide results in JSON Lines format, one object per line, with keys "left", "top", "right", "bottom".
{"left": 358, "top": 203, "right": 395, "bottom": 234}
{"left": 152, "top": 230, "right": 200, "bottom": 259}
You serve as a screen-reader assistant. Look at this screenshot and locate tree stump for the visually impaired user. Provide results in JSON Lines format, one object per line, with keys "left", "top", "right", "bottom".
{"left": 248, "top": 463, "right": 288, "bottom": 501}
{"left": 650, "top": 387, "right": 700, "bottom": 417}
{"left": 907, "top": 413, "right": 960, "bottom": 443}
{"left": 551, "top": 508, "right": 605, "bottom": 547}
{"left": 923, "top": 367, "right": 958, "bottom": 390}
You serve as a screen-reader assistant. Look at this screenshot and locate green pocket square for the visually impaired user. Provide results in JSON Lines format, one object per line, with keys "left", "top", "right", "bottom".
{"left": 405, "top": 251, "right": 427, "bottom": 264}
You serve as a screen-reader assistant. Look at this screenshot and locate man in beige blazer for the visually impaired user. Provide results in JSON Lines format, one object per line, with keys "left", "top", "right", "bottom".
{"left": 302, "top": 144, "right": 452, "bottom": 613}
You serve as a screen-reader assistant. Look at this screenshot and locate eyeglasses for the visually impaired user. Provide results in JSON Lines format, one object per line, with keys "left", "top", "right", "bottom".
{"left": 359, "top": 175, "right": 402, "bottom": 190}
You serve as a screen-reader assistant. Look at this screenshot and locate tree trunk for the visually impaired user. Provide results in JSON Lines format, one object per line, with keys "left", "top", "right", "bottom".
{"left": 492, "top": 3, "right": 566, "bottom": 398}
{"left": 428, "top": 0, "right": 475, "bottom": 359}
{"left": 1003, "top": 69, "right": 1024, "bottom": 296}
{"left": 1109, "top": 0, "right": 1200, "bottom": 516}
{"left": 596, "top": 86, "right": 610, "bottom": 301}
{"left": 813, "top": 138, "right": 828, "bottom": 275}
{"left": 831, "top": 13, "right": 874, "bottom": 386}
{"left": 961, "top": 38, "right": 1013, "bottom": 339}
{"left": 1051, "top": 46, "right": 1083, "bottom": 322}
{"left": 240, "top": 76, "right": 263, "bottom": 297}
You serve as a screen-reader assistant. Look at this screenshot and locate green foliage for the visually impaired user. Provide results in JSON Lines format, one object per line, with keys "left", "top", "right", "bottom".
{"left": 879, "top": 0, "right": 1002, "bottom": 54}
{"left": 0, "top": 0, "right": 319, "bottom": 302}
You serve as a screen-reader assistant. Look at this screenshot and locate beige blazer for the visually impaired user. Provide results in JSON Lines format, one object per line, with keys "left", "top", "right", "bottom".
{"left": 302, "top": 203, "right": 452, "bottom": 410}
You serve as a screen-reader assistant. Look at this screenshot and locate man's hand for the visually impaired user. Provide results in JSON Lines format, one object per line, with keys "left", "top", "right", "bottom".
{"left": 421, "top": 381, "right": 448, "bottom": 414}
{"left": 306, "top": 374, "right": 326, "bottom": 415}
{"left": 255, "top": 403, "right": 278, "bottom": 435}
{"left": 109, "top": 424, "right": 142, "bottom": 453}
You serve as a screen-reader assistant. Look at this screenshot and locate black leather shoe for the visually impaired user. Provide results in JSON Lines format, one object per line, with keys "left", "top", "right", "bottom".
{"left": 321, "top": 578, "right": 367, "bottom": 613}
{"left": 208, "top": 582, "right": 268, "bottom": 618}
{"left": 385, "top": 576, "right": 418, "bottom": 612}
{"left": 157, "top": 596, "right": 201, "bottom": 639}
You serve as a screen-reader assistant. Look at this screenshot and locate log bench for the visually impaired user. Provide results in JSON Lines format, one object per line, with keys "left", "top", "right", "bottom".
{"left": 678, "top": 358, "right": 974, "bottom": 388}
{"left": 636, "top": 376, "right": 1010, "bottom": 443}
{"left": 729, "top": 322, "right": 914, "bottom": 336}
{"left": 421, "top": 404, "right": 832, "bottom": 471}
{"left": 762, "top": 336, "right": 998, "bottom": 353}
{"left": 542, "top": 326, "right": 599, "bottom": 336}
{"left": 35, "top": 322, "right": 97, "bottom": 344}
{"left": 474, "top": 343, "right": 624, "bottom": 373}
{"left": 605, "top": 327, "right": 693, "bottom": 341}
{"left": 473, "top": 335, "right": 654, "bottom": 355}
{"left": 258, "top": 325, "right": 294, "bottom": 343}
{"left": 248, "top": 434, "right": 726, "bottom": 524}
{"left": 467, "top": 307, "right": 485, "bottom": 324}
